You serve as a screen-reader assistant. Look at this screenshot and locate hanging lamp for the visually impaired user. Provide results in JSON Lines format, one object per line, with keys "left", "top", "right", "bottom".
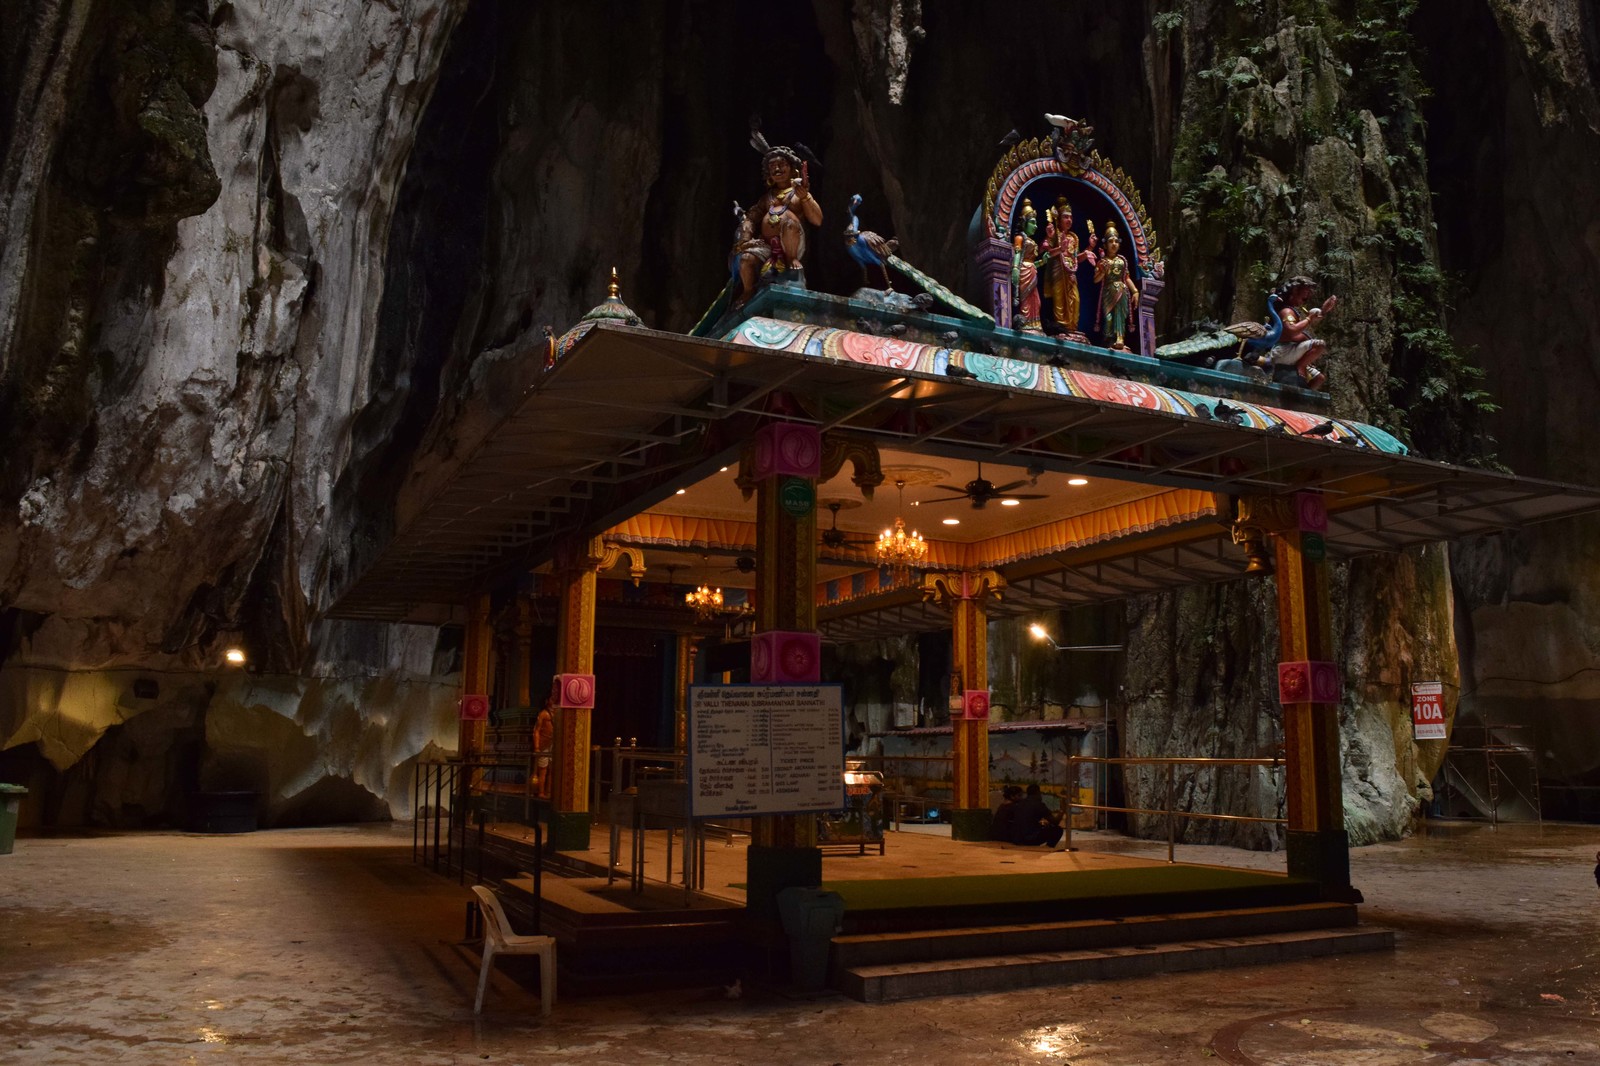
{"left": 876, "top": 479, "right": 927, "bottom": 573}
{"left": 684, "top": 584, "right": 725, "bottom": 621}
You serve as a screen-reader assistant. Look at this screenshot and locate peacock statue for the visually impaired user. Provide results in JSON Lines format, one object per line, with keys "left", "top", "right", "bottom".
{"left": 845, "top": 193, "right": 899, "bottom": 291}
{"left": 1223, "top": 291, "right": 1285, "bottom": 360}
{"left": 1155, "top": 292, "right": 1284, "bottom": 368}
{"left": 842, "top": 193, "right": 994, "bottom": 324}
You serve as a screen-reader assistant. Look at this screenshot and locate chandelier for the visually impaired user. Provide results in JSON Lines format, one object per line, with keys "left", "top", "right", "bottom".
{"left": 684, "top": 584, "right": 725, "bottom": 620}
{"left": 876, "top": 480, "right": 927, "bottom": 572}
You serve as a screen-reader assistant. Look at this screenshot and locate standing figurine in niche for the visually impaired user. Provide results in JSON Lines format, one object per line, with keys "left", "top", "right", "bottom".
{"left": 1042, "top": 197, "right": 1096, "bottom": 337}
{"left": 1010, "top": 200, "right": 1044, "bottom": 333}
{"left": 1093, "top": 223, "right": 1138, "bottom": 350}
{"left": 730, "top": 135, "right": 822, "bottom": 308}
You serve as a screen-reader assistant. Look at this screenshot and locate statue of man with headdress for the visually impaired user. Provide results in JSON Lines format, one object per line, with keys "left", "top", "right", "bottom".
{"left": 731, "top": 132, "right": 823, "bottom": 307}
{"left": 1043, "top": 196, "right": 1096, "bottom": 336}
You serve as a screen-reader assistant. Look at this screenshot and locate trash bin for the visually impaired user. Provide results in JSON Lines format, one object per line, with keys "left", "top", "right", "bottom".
{"left": 0, "top": 784, "right": 27, "bottom": 855}
{"left": 776, "top": 886, "right": 846, "bottom": 991}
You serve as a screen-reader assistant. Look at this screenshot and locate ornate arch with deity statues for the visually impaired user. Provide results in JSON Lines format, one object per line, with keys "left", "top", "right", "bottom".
{"left": 974, "top": 115, "right": 1165, "bottom": 356}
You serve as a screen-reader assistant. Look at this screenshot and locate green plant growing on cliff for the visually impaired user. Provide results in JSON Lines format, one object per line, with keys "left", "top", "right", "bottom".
{"left": 1335, "top": 0, "right": 1499, "bottom": 465}
{"left": 1168, "top": 0, "right": 1499, "bottom": 465}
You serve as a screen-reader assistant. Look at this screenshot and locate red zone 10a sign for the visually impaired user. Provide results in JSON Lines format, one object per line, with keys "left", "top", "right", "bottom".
{"left": 1411, "top": 682, "right": 1446, "bottom": 740}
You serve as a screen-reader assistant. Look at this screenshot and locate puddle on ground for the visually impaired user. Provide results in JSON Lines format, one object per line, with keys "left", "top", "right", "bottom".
{"left": 0, "top": 906, "right": 173, "bottom": 972}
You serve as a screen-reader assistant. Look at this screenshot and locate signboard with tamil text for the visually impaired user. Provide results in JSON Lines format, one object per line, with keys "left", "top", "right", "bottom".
{"left": 688, "top": 684, "right": 844, "bottom": 819}
{"left": 1411, "top": 681, "right": 1446, "bottom": 740}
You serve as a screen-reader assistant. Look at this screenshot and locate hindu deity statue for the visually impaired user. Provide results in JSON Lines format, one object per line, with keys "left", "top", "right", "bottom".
{"left": 1010, "top": 199, "right": 1043, "bottom": 333}
{"left": 730, "top": 143, "right": 823, "bottom": 307}
{"left": 1093, "top": 223, "right": 1138, "bottom": 350}
{"left": 1265, "top": 275, "right": 1336, "bottom": 390}
{"left": 1042, "top": 196, "right": 1096, "bottom": 336}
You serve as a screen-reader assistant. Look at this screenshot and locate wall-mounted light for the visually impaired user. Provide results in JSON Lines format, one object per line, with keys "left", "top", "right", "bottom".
{"left": 1028, "top": 624, "right": 1121, "bottom": 653}
{"left": 224, "top": 648, "right": 247, "bottom": 666}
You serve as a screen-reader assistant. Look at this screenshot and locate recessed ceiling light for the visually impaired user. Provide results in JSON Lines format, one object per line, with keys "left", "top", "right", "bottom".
{"left": 1068, "top": 477, "right": 1089, "bottom": 486}
{"left": 942, "top": 518, "right": 960, "bottom": 526}
{"left": 1000, "top": 498, "right": 1021, "bottom": 506}
{"left": 675, "top": 488, "right": 686, "bottom": 495}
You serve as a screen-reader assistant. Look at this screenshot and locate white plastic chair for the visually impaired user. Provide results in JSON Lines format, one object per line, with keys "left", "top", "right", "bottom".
{"left": 470, "top": 885, "right": 556, "bottom": 1016}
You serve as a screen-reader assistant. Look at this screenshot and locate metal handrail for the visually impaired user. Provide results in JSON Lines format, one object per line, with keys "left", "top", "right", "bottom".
{"left": 1062, "top": 755, "right": 1287, "bottom": 862}
{"left": 414, "top": 758, "right": 545, "bottom": 933}
{"left": 590, "top": 744, "right": 684, "bottom": 817}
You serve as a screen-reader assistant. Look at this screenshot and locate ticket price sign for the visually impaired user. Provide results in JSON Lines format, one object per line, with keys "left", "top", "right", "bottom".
{"left": 688, "top": 684, "right": 844, "bottom": 819}
{"left": 1411, "top": 681, "right": 1446, "bottom": 740}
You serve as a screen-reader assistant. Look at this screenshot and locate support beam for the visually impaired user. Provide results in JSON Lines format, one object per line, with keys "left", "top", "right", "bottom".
{"left": 746, "top": 424, "right": 823, "bottom": 914}
{"left": 1235, "top": 491, "right": 1352, "bottom": 896}
{"left": 548, "top": 536, "right": 604, "bottom": 851}
{"left": 513, "top": 595, "right": 534, "bottom": 708}
{"left": 673, "top": 636, "right": 697, "bottom": 753}
{"left": 458, "top": 594, "right": 492, "bottom": 759}
{"left": 921, "top": 569, "right": 1005, "bottom": 841}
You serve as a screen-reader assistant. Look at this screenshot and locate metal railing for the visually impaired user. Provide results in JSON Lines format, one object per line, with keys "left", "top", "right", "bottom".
{"left": 585, "top": 745, "right": 750, "bottom": 897}
{"left": 415, "top": 759, "right": 545, "bottom": 934}
{"left": 1061, "top": 755, "right": 1287, "bottom": 862}
{"left": 589, "top": 744, "right": 684, "bottom": 816}
{"left": 1438, "top": 724, "right": 1541, "bottom": 824}
{"left": 1439, "top": 752, "right": 1541, "bottom": 825}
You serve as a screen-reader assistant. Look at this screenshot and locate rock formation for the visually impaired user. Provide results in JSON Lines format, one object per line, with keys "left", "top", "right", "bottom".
{"left": 1, "top": 1, "right": 1595, "bottom": 835}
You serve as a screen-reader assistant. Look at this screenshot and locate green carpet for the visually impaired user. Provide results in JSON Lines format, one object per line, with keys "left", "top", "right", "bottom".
{"left": 823, "top": 865, "right": 1307, "bottom": 912}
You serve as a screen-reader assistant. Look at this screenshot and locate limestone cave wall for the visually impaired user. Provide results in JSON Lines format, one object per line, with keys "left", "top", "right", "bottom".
{"left": 1, "top": 0, "right": 1595, "bottom": 834}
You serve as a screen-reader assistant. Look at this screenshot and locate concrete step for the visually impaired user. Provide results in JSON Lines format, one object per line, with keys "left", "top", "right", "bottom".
{"left": 832, "top": 901, "right": 1357, "bottom": 970}
{"left": 839, "top": 925, "right": 1395, "bottom": 1003}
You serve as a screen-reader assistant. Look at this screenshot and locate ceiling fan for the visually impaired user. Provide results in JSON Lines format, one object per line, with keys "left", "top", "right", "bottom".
{"left": 920, "top": 461, "right": 1048, "bottom": 509}
{"left": 820, "top": 501, "right": 876, "bottom": 551}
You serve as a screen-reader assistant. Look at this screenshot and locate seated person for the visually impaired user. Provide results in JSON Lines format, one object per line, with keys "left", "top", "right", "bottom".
{"left": 987, "top": 785, "right": 1024, "bottom": 842}
{"left": 1012, "top": 784, "right": 1065, "bottom": 848}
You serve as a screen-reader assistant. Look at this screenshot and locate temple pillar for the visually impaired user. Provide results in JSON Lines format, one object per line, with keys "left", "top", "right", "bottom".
{"left": 548, "top": 536, "right": 605, "bottom": 851}
{"left": 977, "top": 236, "right": 1016, "bottom": 329}
{"left": 922, "top": 570, "right": 1005, "bottom": 841}
{"left": 673, "top": 636, "right": 697, "bottom": 753}
{"left": 1137, "top": 273, "right": 1165, "bottom": 357}
{"left": 1233, "top": 492, "right": 1351, "bottom": 895}
{"left": 457, "top": 594, "right": 492, "bottom": 758}
{"left": 747, "top": 423, "right": 823, "bottom": 913}
{"left": 512, "top": 595, "right": 534, "bottom": 708}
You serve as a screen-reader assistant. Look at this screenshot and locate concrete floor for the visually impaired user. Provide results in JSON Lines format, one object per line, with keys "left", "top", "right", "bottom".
{"left": 3, "top": 820, "right": 1598, "bottom": 1064}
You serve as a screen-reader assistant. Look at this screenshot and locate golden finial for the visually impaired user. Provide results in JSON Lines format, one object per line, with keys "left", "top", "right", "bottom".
{"left": 580, "top": 266, "right": 642, "bottom": 326}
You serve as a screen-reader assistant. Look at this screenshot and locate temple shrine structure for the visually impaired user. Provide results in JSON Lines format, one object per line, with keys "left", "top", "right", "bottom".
{"left": 325, "top": 118, "right": 1600, "bottom": 996}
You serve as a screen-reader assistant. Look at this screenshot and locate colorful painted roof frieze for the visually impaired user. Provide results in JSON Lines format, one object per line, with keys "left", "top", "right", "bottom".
{"left": 729, "top": 317, "right": 1408, "bottom": 456}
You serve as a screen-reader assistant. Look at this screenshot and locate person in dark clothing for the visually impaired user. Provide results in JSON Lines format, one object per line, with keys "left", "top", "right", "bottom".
{"left": 1013, "top": 784, "right": 1064, "bottom": 847}
{"left": 988, "top": 785, "right": 1024, "bottom": 842}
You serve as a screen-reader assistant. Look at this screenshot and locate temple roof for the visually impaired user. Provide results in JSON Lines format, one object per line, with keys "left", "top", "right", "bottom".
{"left": 324, "top": 306, "right": 1600, "bottom": 635}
